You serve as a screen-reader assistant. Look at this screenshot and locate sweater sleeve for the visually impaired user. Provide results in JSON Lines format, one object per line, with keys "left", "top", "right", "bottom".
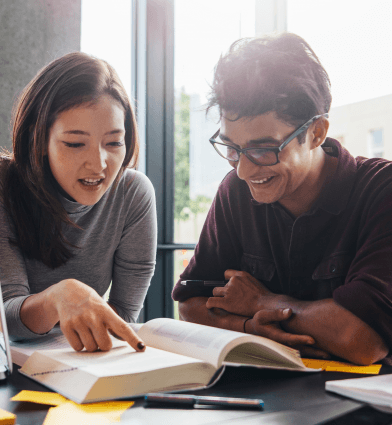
{"left": 109, "top": 172, "right": 157, "bottom": 322}
{"left": 0, "top": 199, "right": 46, "bottom": 340}
{"left": 333, "top": 182, "right": 392, "bottom": 350}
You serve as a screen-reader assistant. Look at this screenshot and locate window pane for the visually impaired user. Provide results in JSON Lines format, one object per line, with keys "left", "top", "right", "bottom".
{"left": 287, "top": 0, "right": 392, "bottom": 160}
{"left": 174, "top": 0, "right": 256, "bottom": 243}
{"left": 81, "top": 0, "right": 132, "bottom": 97}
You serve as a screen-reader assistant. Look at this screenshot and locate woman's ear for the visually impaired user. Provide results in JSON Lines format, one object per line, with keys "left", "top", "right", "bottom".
{"left": 310, "top": 116, "right": 329, "bottom": 149}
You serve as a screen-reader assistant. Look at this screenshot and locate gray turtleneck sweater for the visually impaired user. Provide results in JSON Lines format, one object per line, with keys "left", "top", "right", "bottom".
{"left": 1, "top": 169, "right": 157, "bottom": 340}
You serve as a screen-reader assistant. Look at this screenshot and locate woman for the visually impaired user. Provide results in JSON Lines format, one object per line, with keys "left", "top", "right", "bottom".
{"left": 0, "top": 52, "right": 157, "bottom": 353}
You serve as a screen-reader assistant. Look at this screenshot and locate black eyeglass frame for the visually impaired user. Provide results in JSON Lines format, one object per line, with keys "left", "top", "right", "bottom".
{"left": 209, "top": 113, "right": 329, "bottom": 166}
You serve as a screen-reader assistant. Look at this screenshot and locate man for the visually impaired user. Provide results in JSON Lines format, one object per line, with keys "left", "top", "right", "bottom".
{"left": 172, "top": 33, "right": 392, "bottom": 365}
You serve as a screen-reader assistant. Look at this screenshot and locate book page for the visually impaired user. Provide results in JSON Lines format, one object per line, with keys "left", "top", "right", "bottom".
{"left": 326, "top": 375, "right": 392, "bottom": 407}
{"left": 10, "top": 325, "right": 137, "bottom": 367}
{"left": 24, "top": 344, "right": 209, "bottom": 377}
{"left": 327, "top": 374, "right": 392, "bottom": 394}
{"left": 10, "top": 326, "right": 69, "bottom": 366}
{"left": 138, "top": 318, "right": 273, "bottom": 368}
{"left": 138, "top": 318, "right": 310, "bottom": 371}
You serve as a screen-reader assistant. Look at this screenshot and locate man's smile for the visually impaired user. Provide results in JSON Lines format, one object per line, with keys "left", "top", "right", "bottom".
{"left": 249, "top": 176, "right": 276, "bottom": 184}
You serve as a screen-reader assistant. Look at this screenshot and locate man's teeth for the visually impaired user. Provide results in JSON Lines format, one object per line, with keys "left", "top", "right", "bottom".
{"left": 251, "top": 177, "right": 273, "bottom": 184}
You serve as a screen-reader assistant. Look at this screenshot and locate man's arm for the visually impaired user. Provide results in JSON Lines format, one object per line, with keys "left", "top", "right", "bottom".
{"left": 276, "top": 297, "right": 388, "bottom": 365}
{"left": 207, "top": 270, "right": 388, "bottom": 365}
{"left": 179, "top": 296, "right": 319, "bottom": 349}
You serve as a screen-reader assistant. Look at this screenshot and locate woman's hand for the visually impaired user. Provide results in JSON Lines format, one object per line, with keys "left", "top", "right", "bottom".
{"left": 47, "top": 279, "right": 146, "bottom": 352}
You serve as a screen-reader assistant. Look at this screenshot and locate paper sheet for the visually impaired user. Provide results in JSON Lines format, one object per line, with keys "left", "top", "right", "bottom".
{"left": 0, "top": 408, "right": 16, "bottom": 425}
{"left": 302, "top": 358, "right": 382, "bottom": 374}
{"left": 12, "top": 390, "right": 134, "bottom": 425}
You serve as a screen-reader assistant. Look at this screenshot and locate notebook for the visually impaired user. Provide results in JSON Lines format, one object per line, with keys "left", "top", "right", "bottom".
{"left": 0, "top": 283, "right": 13, "bottom": 379}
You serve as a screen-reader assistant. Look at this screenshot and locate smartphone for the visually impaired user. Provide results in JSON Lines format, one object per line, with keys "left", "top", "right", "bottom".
{"left": 180, "top": 280, "right": 228, "bottom": 287}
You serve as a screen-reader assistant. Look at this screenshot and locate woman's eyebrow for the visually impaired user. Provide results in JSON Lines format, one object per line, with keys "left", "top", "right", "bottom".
{"left": 61, "top": 129, "right": 125, "bottom": 136}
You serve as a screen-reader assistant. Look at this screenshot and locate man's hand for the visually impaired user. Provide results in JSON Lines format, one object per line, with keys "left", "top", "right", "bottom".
{"left": 206, "top": 269, "right": 272, "bottom": 316}
{"left": 245, "top": 308, "right": 315, "bottom": 347}
{"left": 47, "top": 279, "right": 146, "bottom": 353}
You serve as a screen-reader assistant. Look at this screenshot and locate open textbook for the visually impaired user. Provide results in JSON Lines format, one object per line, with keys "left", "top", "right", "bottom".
{"left": 11, "top": 318, "right": 317, "bottom": 404}
{"left": 326, "top": 374, "right": 392, "bottom": 413}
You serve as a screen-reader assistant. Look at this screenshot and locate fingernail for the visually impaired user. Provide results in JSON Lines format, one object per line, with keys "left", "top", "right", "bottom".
{"left": 137, "top": 342, "right": 145, "bottom": 350}
{"left": 283, "top": 308, "right": 290, "bottom": 315}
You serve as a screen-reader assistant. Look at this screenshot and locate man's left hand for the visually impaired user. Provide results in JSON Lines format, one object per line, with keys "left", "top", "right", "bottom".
{"left": 206, "top": 269, "right": 273, "bottom": 316}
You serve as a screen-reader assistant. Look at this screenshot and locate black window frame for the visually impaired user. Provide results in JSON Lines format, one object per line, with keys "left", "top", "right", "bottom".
{"left": 133, "top": 0, "right": 195, "bottom": 321}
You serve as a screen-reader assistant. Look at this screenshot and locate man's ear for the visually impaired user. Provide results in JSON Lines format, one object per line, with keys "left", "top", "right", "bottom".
{"left": 310, "top": 116, "right": 329, "bottom": 149}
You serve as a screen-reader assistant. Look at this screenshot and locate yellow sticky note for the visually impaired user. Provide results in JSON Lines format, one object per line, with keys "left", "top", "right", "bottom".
{"left": 11, "top": 390, "right": 68, "bottom": 406}
{"left": 0, "top": 409, "right": 16, "bottom": 425}
{"left": 43, "top": 404, "right": 114, "bottom": 425}
{"left": 12, "top": 390, "right": 134, "bottom": 425}
{"left": 42, "top": 401, "right": 134, "bottom": 425}
{"left": 302, "top": 358, "right": 382, "bottom": 374}
{"left": 68, "top": 400, "right": 134, "bottom": 416}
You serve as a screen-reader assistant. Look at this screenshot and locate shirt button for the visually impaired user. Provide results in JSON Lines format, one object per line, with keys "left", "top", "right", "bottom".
{"left": 330, "top": 264, "right": 337, "bottom": 273}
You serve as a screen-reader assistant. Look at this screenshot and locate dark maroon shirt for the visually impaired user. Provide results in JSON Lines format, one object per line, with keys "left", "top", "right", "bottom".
{"left": 172, "top": 138, "right": 392, "bottom": 356}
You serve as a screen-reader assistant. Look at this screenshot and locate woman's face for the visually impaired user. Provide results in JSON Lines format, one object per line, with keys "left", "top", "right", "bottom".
{"left": 47, "top": 94, "right": 127, "bottom": 205}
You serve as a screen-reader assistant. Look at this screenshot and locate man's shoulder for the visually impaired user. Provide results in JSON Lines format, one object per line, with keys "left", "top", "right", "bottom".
{"left": 355, "top": 156, "right": 392, "bottom": 187}
{"left": 349, "top": 156, "right": 392, "bottom": 212}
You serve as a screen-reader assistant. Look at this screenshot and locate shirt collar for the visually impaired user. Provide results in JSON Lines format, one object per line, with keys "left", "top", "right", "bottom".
{"left": 57, "top": 193, "right": 94, "bottom": 215}
{"left": 312, "top": 137, "right": 357, "bottom": 215}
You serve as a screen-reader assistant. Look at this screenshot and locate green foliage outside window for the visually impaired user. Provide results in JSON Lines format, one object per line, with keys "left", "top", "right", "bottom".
{"left": 174, "top": 88, "right": 191, "bottom": 221}
{"left": 174, "top": 88, "right": 212, "bottom": 224}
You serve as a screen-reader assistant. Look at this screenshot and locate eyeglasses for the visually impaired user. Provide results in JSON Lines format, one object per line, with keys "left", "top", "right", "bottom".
{"left": 209, "top": 113, "right": 329, "bottom": 166}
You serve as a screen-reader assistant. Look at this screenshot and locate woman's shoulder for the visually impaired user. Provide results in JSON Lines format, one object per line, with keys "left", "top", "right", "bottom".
{"left": 0, "top": 155, "right": 12, "bottom": 175}
{"left": 0, "top": 156, "right": 13, "bottom": 198}
{"left": 121, "top": 168, "right": 155, "bottom": 198}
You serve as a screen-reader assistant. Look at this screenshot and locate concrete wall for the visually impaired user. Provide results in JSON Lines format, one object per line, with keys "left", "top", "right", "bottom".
{"left": 0, "top": 0, "right": 81, "bottom": 150}
{"left": 328, "top": 94, "right": 392, "bottom": 161}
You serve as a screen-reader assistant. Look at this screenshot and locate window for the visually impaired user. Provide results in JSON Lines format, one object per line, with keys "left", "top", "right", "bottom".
{"left": 81, "top": 0, "right": 133, "bottom": 98}
{"left": 287, "top": 0, "right": 392, "bottom": 160}
{"left": 368, "top": 129, "right": 384, "bottom": 158}
{"left": 173, "top": 1, "right": 256, "bottom": 314}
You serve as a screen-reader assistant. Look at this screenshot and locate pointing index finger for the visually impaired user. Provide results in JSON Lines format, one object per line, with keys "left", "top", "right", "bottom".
{"left": 107, "top": 315, "right": 146, "bottom": 352}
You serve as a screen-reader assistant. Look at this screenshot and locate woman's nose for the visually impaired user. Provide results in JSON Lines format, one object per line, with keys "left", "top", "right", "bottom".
{"left": 85, "top": 146, "right": 107, "bottom": 172}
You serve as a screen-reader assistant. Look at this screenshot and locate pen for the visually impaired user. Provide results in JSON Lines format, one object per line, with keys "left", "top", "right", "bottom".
{"left": 180, "top": 280, "right": 229, "bottom": 287}
{"left": 144, "top": 393, "right": 264, "bottom": 409}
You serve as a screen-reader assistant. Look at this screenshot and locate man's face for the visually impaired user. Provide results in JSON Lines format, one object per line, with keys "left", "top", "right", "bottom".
{"left": 220, "top": 111, "right": 317, "bottom": 206}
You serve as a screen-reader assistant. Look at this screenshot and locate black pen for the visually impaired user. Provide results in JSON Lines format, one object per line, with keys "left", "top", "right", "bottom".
{"left": 144, "top": 393, "right": 264, "bottom": 409}
{"left": 180, "top": 280, "right": 228, "bottom": 287}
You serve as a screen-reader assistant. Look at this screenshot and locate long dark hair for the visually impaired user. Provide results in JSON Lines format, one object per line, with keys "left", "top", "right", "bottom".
{"left": 1, "top": 52, "right": 139, "bottom": 269}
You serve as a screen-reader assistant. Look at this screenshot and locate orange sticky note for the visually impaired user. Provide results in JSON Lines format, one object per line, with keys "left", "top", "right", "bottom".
{"left": 0, "top": 408, "right": 16, "bottom": 425}
{"left": 11, "top": 390, "right": 67, "bottom": 406}
{"left": 302, "top": 358, "right": 382, "bottom": 374}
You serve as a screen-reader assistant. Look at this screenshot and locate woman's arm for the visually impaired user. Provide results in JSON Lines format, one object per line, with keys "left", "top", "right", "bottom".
{"left": 0, "top": 190, "right": 146, "bottom": 352}
{"left": 19, "top": 278, "right": 146, "bottom": 352}
{"left": 109, "top": 172, "right": 157, "bottom": 323}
